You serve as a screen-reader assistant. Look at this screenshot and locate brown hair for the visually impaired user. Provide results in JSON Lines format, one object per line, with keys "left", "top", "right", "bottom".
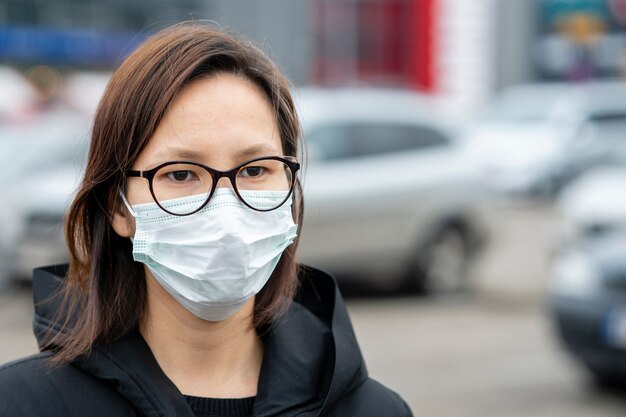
{"left": 46, "top": 22, "right": 303, "bottom": 363}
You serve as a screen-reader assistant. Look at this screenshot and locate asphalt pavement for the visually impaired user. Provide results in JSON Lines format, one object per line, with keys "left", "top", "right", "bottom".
{"left": 1, "top": 201, "right": 626, "bottom": 416}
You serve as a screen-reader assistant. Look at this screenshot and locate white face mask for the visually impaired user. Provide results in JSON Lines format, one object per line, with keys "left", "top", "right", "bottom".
{"left": 122, "top": 188, "right": 298, "bottom": 321}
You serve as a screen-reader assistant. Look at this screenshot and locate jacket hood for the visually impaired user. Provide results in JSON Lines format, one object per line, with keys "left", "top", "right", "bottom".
{"left": 31, "top": 264, "right": 369, "bottom": 417}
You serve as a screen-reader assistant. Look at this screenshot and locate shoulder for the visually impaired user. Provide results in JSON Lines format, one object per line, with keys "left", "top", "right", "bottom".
{"left": 0, "top": 353, "right": 71, "bottom": 416}
{"left": 0, "top": 353, "right": 134, "bottom": 417}
{"left": 329, "top": 377, "right": 413, "bottom": 417}
{"left": 0, "top": 352, "right": 58, "bottom": 390}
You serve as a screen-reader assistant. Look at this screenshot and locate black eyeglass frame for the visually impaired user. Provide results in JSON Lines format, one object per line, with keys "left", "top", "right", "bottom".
{"left": 126, "top": 155, "right": 300, "bottom": 216}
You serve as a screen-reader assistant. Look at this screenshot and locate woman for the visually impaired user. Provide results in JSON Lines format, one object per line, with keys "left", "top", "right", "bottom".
{"left": 0, "top": 23, "right": 412, "bottom": 417}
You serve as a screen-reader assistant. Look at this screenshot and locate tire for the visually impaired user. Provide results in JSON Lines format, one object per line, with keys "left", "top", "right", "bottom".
{"left": 587, "top": 362, "right": 626, "bottom": 387}
{"left": 410, "top": 227, "right": 472, "bottom": 295}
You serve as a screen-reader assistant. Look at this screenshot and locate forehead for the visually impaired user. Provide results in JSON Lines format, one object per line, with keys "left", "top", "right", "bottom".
{"left": 135, "top": 72, "right": 283, "bottom": 169}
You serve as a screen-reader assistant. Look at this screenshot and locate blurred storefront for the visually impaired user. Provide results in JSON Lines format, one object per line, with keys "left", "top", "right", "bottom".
{"left": 0, "top": 0, "right": 529, "bottom": 111}
{"left": 3, "top": 0, "right": 624, "bottom": 112}
{"left": 308, "top": 0, "right": 626, "bottom": 107}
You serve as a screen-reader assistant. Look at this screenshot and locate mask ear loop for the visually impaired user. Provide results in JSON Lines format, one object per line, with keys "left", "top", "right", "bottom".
{"left": 119, "top": 189, "right": 138, "bottom": 218}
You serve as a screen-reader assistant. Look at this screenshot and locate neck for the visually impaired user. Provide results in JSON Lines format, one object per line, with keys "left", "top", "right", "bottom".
{"left": 140, "top": 272, "right": 264, "bottom": 398}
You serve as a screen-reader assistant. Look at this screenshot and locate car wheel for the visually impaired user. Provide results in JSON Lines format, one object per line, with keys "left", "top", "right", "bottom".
{"left": 411, "top": 227, "right": 471, "bottom": 295}
{"left": 587, "top": 362, "right": 626, "bottom": 387}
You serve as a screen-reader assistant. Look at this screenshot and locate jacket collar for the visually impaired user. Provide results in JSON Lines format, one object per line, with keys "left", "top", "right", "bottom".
{"left": 32, "top": 265, "right": 368, "bottom": 417}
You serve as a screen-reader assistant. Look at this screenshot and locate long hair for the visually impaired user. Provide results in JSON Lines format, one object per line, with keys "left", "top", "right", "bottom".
{"left": 45, "top": 22, "right": 304, "bottom": 363}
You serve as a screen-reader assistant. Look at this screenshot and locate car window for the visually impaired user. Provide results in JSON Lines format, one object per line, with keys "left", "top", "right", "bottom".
{"left": 307, "top": 123, "right": 449, "bottom": 161}
{"left": 588, "top": 113, "right": 626, "bottom": 141}
{"left": 351, "top": 124, "right": 448, "bottom": 158}
{"left": 306, "top": 125, "right": 353, "bottom": 161}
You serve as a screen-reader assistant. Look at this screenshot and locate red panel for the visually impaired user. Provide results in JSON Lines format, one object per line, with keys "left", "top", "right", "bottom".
{"left": 357, "top": 1, "right": 405, "bottom": 81}
{"left": 410, "top": 0, "right": 438, "bottom": 92}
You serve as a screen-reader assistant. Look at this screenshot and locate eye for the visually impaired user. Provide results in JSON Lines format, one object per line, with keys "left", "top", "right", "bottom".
{"left": 167, "top": 170, "right": 197, "bottom": 182}
{"left": 239, "top": 166, "right": 265, "bottom": 178}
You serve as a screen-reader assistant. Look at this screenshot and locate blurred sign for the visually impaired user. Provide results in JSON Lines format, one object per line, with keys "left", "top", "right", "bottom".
{"left": 542, "top": 0, "right": 609, "bottom": 43}
{"left": 537, "top": 0, "right": 626, "bottom": 80}
{"left": 558, "top": 13, "right": 606, "bottom": 43}
{"left": 542, "top": 0, "right": 608, "bottom": 23}
{"left": 0, "top": 26, "right": 146, "bottom": 66}
{"left": 609, "top": 0, "right": 626, "bottom": 25}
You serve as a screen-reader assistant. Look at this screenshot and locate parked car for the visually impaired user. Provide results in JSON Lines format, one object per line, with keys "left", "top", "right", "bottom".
{"left": 557, "top": 164, "right": 626, "bottom": 244}
{"left": 462, "top": 81, "right": 626, "bottom": 197}
{"left": 295, "top": 88, "right": 488, "bottom": 293}
{"left": 550, "top": 232, "right": 626, "bottom": 383}
{"left": 5, "top": 163, "right": 83, "bottom": 280}
{"left": 0, "top": 112, "right": 88, "bottom": 282}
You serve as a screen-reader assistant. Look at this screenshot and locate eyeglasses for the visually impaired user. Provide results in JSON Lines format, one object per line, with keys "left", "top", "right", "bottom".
{"left": 126, "top": 156, "right": 300, "bottom": 216}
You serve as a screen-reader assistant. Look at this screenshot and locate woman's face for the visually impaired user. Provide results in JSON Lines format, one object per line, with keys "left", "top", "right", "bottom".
{"left": 112, "top": 72, "right": 283, "bottom": 237}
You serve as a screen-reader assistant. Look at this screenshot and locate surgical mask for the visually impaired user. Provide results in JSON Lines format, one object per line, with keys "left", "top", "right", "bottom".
{"left": 122, "top": 188, "right": 298, "bottom": 321}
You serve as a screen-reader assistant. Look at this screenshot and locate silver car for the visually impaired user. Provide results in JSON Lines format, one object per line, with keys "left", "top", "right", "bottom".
{"left": 295, "top": 88, "right": 487, "bottom": 293}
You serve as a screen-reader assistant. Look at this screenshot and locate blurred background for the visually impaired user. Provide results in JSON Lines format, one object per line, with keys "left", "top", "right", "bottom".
{"left": 2, "top": 0, "right": 626, "bottom": 415}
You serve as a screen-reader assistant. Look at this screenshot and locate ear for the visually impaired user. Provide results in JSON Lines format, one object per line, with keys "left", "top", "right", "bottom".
{"left": 111, "top": 198, "right": 136, "bottom": 238}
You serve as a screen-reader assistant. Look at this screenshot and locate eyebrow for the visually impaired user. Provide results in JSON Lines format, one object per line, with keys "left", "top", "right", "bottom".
{"left": 234, "top": 143, "right": 282, "bottom": 159}
{"left": 150, "top": 143, "right": 282, "bottom": 165}
{"left": 152, "top": 147, "right": 205, "bottom": 161}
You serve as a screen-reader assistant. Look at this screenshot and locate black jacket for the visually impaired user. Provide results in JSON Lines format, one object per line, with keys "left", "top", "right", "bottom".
{"left": 0, "top": 264, "right": 412, "bottom": 417}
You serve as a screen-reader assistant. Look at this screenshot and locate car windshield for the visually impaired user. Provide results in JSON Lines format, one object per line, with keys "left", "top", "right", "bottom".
{"left": 481, "top": 86, "right": 569, "bottom": 124}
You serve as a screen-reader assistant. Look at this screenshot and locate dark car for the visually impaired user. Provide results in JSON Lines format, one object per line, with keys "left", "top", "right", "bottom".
{"left": 550, "top": 231, "right": 626, "bottom": 383}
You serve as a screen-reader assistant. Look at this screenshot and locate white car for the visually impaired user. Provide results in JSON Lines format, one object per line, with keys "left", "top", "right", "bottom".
{"left": 6, "top": 164, "right": 82, "bottom": 279}
{"left": 295, "top": 88, "right": 488, "bottom": 293}
{"left": 0, "top": 113, "right": 88, "bottom": 282}
{"left": 463, "top": 81, "right": 626, "bottom": 197}
{"left": 557, "top": 164, "right": 626, "bottom": 244}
